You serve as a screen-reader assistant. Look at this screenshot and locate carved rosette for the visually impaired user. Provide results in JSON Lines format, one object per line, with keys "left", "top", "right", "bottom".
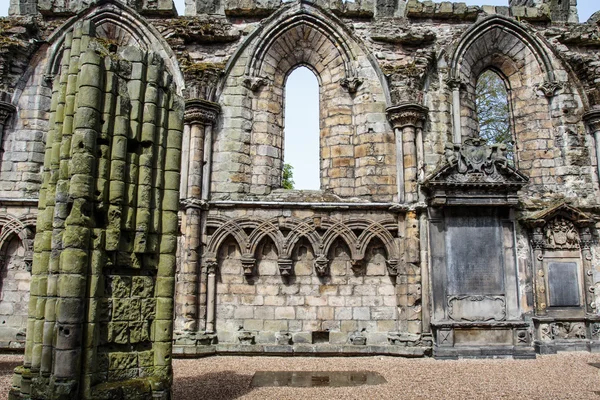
{"left": 314, "top": 255, "right": 329, "bottom": 277}
{"left": 277, "top": 258, "right": 293, "bottom": 276}
{"left": 184, "top": 99, "right": 220, "bottom": 126}
{"left": 386, "top": 103, "right": 429, "bottom": 130}
{"left": 583, "top": 109, "right": 600, "bottom": 133}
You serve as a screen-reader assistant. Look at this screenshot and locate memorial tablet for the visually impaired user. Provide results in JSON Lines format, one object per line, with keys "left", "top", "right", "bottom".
{"left": 548, "top": 262, "right": 580, "bottom": 307}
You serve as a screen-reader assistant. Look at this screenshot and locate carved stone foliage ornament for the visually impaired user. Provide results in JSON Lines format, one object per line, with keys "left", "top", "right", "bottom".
{"left": 537, "top": 81, "right": 562, "bottom": 97}
{"left": 544, "top": 217, "right": 580, "bottom": 250}
{"left": 184, "top": 99, "right": 221, "bottom": 125}
{"left": 540, "top": 322, "right": 586, "bottom": 341}
{"left": 340, "top": 77, "right": 363, "bottom": 93}
{"left": 243, "top": 76, "right": 269, "bottom": 92}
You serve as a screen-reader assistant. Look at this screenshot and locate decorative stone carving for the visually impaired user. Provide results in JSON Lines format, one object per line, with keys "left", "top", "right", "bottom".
{"left": 241, "top": 255, "right": 256, "bottom": 276}
{"left": 540, "top": 322, "right": 587, "bottom": 341}
{"left": 314, "top": 255, "right": 329, "bottom": 276}
{"left": 437, "top": 328, "right": 453, "bottom": 346}
{"left": 205, "top": 260, "right": 218, "bottom": 275}
{"left": 243, "top": 76, "right": 269, "bottom": 92}
{"left": 350, "top": 259, "right": 363, "bottom": 274}
{"left": 276, "top": 331, "right": 292, "bottom": 345}
{"left": 386, "top": 103, "right": 429, "bottom": 129}
{"left": 445, "top": 77, "right": 465, "bottom": 91}
{"left": 181, "top": 198, "right": 209, "bottom": 210}
{"left": 515, "top": 328, "right": 530, "bottom": 345}
{"left": 350, "top": 333, "right": 367, "bottom": 345}
{"left": 544, "top": 217, "right": 580, "bottom": 250}
{"left": 238, "top": 331, "right": 256, "bottom": 345}
{"left": 340, "top": 77, "right": 363, "bottom": 93}
{"left": 591, "top": 323, "right": 600, "bottom": 340}
{"left": 537, "top": 80, "right": 562, "bottom": 97}
{"left": 447, "top": 295, "right": 506, "bottom": 322}
{"left": 386, "top": 259, "right": 399, "bottom": 276}
{"left": 277, "top": 258, "right": 293, "bottom": 276}
{"left": 184, "top": 99, "right": 221, "bottom": 125}
{"left": 449, "top": 138, "right": 508, "bottom": 175}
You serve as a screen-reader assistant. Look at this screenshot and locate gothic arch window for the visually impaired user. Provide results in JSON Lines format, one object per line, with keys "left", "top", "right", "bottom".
{"left": 475, "top": 69, "right": 514, "bottom": 161}
{"left": 284, "top": 66, "right": 320, "bottom": 190}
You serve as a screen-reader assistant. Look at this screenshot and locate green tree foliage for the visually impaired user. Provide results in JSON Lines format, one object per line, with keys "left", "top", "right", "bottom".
{"left": 282, "top": 163, "right": 295, "bottom": 189}
{"left": 476, "top": 70, "right": 513, "bottom": 158}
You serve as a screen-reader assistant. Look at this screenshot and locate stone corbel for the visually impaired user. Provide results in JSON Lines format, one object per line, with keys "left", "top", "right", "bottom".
{"left": 340, "top": 77, "right": 363, "bottom": 94}
{"left": 277, "top": 258, "right": 293, "bottom": 276}
{"left": 243, "top": 76, "right": 269, "bottom": 92}
{"left": 205, "top": 259, "right": 218, "bottom": 275}
{"left": 350, "top": 259, "right": 363, "bottom": 275}
{"left": 537, "top": 81, "right": 562, "bottom": 98}
{"left": 314, "top": 255, "right": 329, "bottom": 277}
{"left": 241, "top": 255, "right": 256, "bottom": 276}
{"left": 386, "top": 259, "right": 399, "bottom": 276}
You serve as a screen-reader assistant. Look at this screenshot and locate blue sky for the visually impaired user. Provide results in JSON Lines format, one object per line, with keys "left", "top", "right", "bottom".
{"left": 0, "top": 0, "right": 598, "bottom": 189}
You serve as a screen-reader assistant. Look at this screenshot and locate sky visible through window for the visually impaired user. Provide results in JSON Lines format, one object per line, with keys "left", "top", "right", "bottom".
{"left": 0, "top": 0, "right": 598, "bottom": 189}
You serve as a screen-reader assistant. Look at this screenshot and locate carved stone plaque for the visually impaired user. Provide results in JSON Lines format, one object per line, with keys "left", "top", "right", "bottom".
{"left": 446, "top": 210, "right": 504, "bottom": 295}
{"left": 548, "top": 262, "right": 580, "bottom": 307}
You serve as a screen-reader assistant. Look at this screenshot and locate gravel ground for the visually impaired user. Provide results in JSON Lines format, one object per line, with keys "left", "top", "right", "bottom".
{"left": 1, "top": 352, "right": 599, "bottom": 399}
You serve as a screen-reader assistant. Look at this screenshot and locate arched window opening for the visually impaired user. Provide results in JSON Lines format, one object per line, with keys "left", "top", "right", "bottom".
{"left": 283, "top": 67, "right": 320, "bottom": 190}
{"left": 475, "top": 70, "right": 514, "bottom": 162}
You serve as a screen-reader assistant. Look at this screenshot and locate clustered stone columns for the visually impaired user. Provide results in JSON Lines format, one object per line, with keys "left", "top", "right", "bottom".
{"left": 10, "top": 21, "right": 184, "bottom": 400}
{"left": 387, "top": 103, "right": 428, "bottom": 336}
{"left": 583, "top": 110, "right": 600, "bottom": 186}
{"left": 386, "top": 103, "right": 428, "bottom": 204}
{"left": 176, "top": 99, "right": 220, "bottom": 334}
{"left": 0, "top": 101, "right": 16, "bottom": 157}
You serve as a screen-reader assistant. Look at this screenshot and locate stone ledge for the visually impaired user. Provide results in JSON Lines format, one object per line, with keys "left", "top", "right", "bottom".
{"left": 405, "top": 0, "right": 550, "bottom": 22}
{"left": 173, "top": 343, "right": 431, "bottom": 357}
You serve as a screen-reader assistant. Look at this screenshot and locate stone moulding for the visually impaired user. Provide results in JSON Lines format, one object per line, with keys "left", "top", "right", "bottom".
{"left": 184, "top": 99, "right": 221, "bottom": 125}
{"left": 386, "top": 103, "right": 429, "bottom": 129}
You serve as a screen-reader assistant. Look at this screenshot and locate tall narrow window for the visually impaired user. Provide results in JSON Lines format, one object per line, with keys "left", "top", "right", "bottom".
{"left": 284, "top": 67, "right": 319, "bottom": 190}
{"left": 475, "top": 70, "right": 513, "bottom": 160}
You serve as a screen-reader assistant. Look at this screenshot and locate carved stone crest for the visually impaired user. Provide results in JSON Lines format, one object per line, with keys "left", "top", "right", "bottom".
{"left": 450, "top": 138, "right": 508, "bottom": 175}
{"left": 544, "top": 217, "right": 580, "bottom": 250}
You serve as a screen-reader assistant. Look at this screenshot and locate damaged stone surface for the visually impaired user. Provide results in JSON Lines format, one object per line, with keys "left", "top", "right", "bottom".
{"left": 1, "top": 0, "right": 600, "bottom": 398}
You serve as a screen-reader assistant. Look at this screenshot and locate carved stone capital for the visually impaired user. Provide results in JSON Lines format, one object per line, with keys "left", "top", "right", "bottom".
{"left": 205, "top": 259, "right": 218, "bottom": 275}
{"left": 350, "top": 259, "right": 363, "bottom": 274}
{"left": 181, "top": 198, "right": 208, "bottom": 210}
{"left": 583, "top": 109, "right": 600, "bottom": 133}
{"left": 386, "top": 103, "right": 429, "bottom": 129}
{"left": 241, "top": 255, "right": 256, "bottom": 276}
{"left": 537, "top": 81, "right": 562, "bottom": 98}
{"left": 0, "top": 101, "right": 16, "bottom": 127}
{"left": 445, "top": 77, "right": 465, "bottom": 91}
{"left": 184, "top": 99, "right": 220, "bottom": 125}
{"left": 340, "top": 77, "right": 363, "bottom": 94}
{"left": 277, "top": 258, "right": 293, "bottom": 276}
{"left": 386, "top": 259, "right": 399, "bottom": 276}
{"left": 314, "top": 255, "right": 329, "bottom": 277}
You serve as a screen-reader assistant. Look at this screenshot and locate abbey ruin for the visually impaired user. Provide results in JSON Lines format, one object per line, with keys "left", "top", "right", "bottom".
{"left": 1, "top": 0, "right": 600, "bottom": 397}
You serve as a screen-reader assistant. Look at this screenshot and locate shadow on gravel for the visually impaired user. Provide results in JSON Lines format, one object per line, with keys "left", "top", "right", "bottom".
{"left": 173, "top": 371, "right": 254, "bottom": 400}
{"left": 0, "top": 360, "right": 21, "bottom": 374}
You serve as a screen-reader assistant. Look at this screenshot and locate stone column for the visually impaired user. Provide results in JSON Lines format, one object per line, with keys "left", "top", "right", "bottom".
{"left": 583, "top": 110, "right": 600, "bottom": 186}
{"left": 530, "top": 225, "right": 547, "bottom": 315}
{"left": 176, "top": 99, "right": 220, "bottom": 334}
{"left": 447, "top": 78, "right": 462, "bottom": 144}
{"left": 386, "top": 103, "right": 428, "bottom": 204}
{"left": 0, "top": 102, "right": 16, "bottom": 158}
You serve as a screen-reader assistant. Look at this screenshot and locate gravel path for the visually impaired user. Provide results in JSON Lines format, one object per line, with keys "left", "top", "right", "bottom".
{"left": 1, "top": 352, "right": 599, "bottom": 399}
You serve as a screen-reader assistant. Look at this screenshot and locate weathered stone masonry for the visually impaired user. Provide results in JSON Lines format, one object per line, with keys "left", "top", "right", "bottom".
{"left": 1, "top": 0, "right": 600, "bottom": 397}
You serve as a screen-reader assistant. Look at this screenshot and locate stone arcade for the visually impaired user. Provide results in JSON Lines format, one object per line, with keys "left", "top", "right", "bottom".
{"left": 1, "top": 0, "right": 600, "bottom": 398}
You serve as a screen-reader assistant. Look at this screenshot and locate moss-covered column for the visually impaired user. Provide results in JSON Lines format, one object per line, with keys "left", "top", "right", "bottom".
{"left": 175, "top": 100, "right": 219, "bottom": 336}
{"left": 10, "top": 20, "right": 184, "bottom": 400}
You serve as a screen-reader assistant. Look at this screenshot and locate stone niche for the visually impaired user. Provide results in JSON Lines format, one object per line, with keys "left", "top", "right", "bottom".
{"left": 522, "top": 203, "right": 600, "bottom": 354}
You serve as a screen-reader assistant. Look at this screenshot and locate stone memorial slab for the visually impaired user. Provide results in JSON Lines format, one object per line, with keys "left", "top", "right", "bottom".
{"left": 548, "top": 262, "right": 580, "bottom": 307}
{"left": 446, "top": 210, "right": 504, "bottom": 295}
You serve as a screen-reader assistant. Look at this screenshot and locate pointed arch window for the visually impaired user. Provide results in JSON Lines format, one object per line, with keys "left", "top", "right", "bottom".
{"left": 283, "top": 66, "right": 320, "bottom": 190}
{"left": 475, "top": 69, "right": 514, "bottom": 161}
